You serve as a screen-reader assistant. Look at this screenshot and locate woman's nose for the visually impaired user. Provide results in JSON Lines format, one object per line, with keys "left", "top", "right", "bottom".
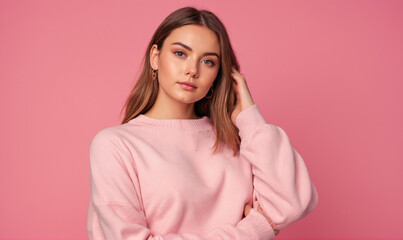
{"left": 185, "top": 59, "right": 199, "bottom": 78}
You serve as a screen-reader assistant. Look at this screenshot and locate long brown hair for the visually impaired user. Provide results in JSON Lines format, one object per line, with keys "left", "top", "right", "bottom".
{"left": 121, "top": 7, "right": 241, "bottom": 155}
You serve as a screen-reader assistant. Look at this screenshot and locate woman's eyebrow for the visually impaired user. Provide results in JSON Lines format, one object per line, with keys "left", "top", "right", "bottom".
{"left": 171, "top": 42, "right": 220, "bottom": 59}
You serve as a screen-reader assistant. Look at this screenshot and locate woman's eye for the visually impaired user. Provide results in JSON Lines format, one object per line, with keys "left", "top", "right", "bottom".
{"left": 203, "top": 60, "right": 215, "bottom": 66}
{"left": 174, "top": 51, "right": 185, "bottom": 57}
{"left": 174, "top": 51, "right": 214, "bottom": 66}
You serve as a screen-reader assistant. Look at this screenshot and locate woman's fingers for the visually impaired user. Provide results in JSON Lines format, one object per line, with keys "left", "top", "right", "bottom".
{"left": 230, "top": 67, "right": 254, "bottom": 111}
{"left": 257, "top": 205, "right": 273, "bottom": 224}
{"left": 231, "top": 67, "right": 245, "bottom": 85}
{"left": 257, "top": 205, "right": 280, "bottom": 236}
{"left": 244, "top": 203, "right": 280, "bottom": 235}
{"left": 243, "top": 204, "right": 252, "bottom": 217}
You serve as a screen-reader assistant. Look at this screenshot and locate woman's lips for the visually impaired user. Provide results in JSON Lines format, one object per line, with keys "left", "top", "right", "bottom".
{"left": 178, "top": 82, "right": 197, "bottom": 91}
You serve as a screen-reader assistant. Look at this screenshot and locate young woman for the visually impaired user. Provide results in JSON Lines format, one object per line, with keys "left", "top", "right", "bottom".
{"left": 87, "top": 6, "right": 318, "bottom": 240}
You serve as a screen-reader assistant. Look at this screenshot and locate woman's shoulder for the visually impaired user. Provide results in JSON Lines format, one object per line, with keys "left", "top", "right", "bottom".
{"left": 90, "top": 120, "right": 145, "bottom": 146}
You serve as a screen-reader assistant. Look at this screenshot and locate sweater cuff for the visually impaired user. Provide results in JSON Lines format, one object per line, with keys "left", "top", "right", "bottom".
{"left": 243, "top": 208, "right": 275, "bottom": 239}
{"left": 235, "top": 104, "right": 267, "bottom": 140}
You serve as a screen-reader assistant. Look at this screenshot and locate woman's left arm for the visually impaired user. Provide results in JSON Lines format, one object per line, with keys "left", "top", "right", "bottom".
{"left": 236, "top": 104, "right": 318, "bottom": 230}
{"left": 231, "top": 68, "right": 319, "bottom": 231}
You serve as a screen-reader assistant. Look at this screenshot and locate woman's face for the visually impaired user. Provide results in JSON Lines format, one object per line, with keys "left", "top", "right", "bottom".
{"left": 150, "top": 24, "right": 221, "bottom": 105}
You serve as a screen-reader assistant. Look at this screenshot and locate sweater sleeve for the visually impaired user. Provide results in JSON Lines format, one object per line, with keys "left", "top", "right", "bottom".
{"left": 87, "top": 129, "right": 275, "bottom": 240}
{"left": 235, "top": 104, "right": 319, "bottom": 230}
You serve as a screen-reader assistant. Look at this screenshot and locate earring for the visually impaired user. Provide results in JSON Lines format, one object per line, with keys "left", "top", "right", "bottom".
{"left": 152, "top": 69, "right": 158, "bottom": 81}
{"left": 205, "top": 87, "right": 214, "bottom": 99}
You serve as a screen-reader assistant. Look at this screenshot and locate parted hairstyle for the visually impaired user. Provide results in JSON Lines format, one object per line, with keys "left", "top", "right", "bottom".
{"left": 121, "top": 6, "right": 242, "bottom": 156}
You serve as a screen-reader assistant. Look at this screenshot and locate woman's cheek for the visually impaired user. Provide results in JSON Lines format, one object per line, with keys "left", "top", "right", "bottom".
{"left": 207, "top": 70, "right": 218, "bottom": 84}
{"left": 168, "top": 58, "right": 183, "bottom": 76}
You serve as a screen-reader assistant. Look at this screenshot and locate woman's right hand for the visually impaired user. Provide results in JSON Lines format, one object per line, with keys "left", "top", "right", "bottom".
{"left": 244, "top": 204, "right": 280, "bottom": 236}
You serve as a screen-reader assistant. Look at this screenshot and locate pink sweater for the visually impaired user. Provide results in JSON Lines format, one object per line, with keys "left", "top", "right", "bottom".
{"left": 87, "top": 104, "right": 318, "bottom": 240}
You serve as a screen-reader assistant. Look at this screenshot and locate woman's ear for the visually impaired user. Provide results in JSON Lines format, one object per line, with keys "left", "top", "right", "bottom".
{"left": 150, "top": 44, "right": 159, "bottom": 70}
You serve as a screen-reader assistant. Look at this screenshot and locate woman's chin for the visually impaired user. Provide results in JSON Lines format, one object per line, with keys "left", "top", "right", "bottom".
{"left": 173, "top": 93, "right": 203, "bottom": 104}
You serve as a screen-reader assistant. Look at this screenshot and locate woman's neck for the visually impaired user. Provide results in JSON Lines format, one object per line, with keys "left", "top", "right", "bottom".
{"left": 144, "top": 92, "right": 200, "bottom": 119}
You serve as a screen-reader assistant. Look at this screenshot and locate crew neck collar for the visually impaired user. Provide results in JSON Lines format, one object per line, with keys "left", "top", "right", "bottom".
{"left": 128, "top": 114, "right": 213, "bottom": 131}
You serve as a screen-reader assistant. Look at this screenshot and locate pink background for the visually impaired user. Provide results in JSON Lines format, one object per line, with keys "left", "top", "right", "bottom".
{"left": 0, "top": 0, "right": 402, "bottom": 239}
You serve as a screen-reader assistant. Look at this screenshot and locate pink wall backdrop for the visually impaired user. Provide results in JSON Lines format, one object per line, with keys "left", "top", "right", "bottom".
{"left": 0, "top": 0, "right": 402, "bottom": 239}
